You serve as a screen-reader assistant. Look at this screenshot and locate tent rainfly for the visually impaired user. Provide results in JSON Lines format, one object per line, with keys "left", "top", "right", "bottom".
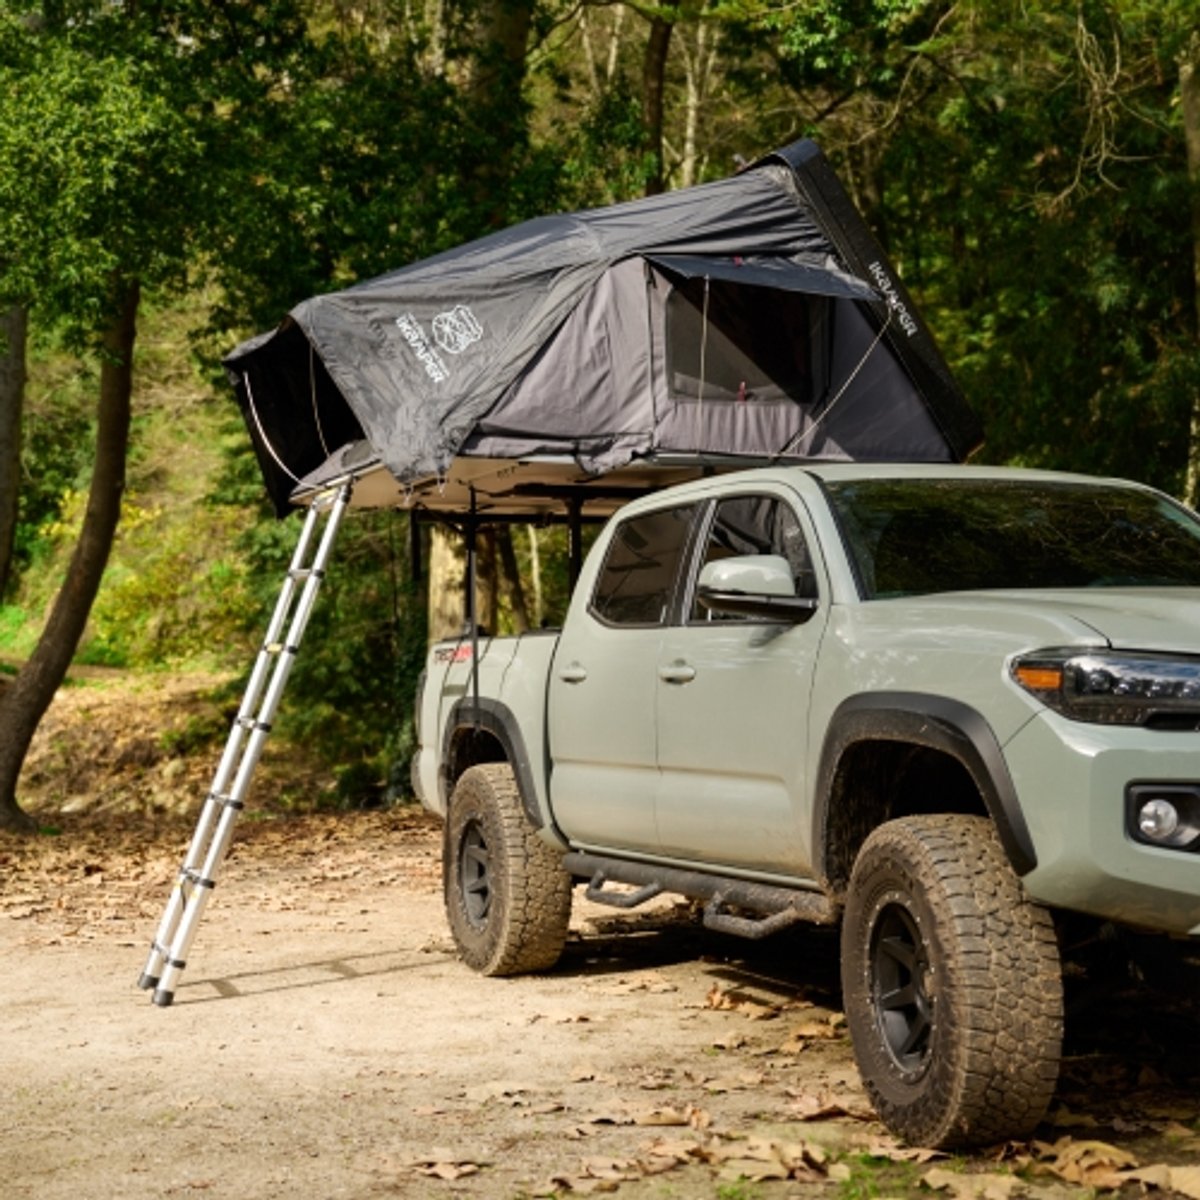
{"left": 224, "top": 139, "right": 983, "bottom": 521}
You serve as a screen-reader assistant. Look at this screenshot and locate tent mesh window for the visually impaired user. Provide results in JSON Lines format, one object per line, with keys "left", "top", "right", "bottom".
{"left": 666, "top": 278, "right": 821, "bottom": 407}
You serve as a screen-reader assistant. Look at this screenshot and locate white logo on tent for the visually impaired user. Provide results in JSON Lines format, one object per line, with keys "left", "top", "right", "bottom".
{"left": 866, "top": 262, "right": 918, "bottom": 339}
{"left": 431, "top": 305, "right": 483, "bottom": 355}
{"left": 395, "top": 312, "right": 449, "bottom": 383}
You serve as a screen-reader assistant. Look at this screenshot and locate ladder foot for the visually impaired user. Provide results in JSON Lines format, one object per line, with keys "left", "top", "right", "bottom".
{"left": 152, "top": 988, "right": 176, "bottom": 1008}
{"left": 137, "top": 972, "right": 159, "bottom": 991}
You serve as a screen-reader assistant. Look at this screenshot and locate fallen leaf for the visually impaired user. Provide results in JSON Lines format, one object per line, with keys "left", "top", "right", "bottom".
{"left": 704, "top": 983, "right": 781, "bottom": 1020}
{"left": 1172, "top": 1165, "right": 1200, "bottom": 1199}
{"left": 710, "top": 1033, "right": 748, "bottom": 1051}
{"left": 785, "top": 1090, "right": 874, "bottom": 1122}
{"left": 1118, "top": 1165, "right": 1200, "bottom": 1200}
{"left": 417, "top": 1162, "right": 479, "bottom": 1181}
{"left": 464, "top": 1080, "right": 529, "bottom": 1104}
{"left": 865, "top": 1137, "right": 947, "bottom": 1163}
{"left": 1031, "top": 1137, "right": 1138, "bottom": 1188}
{"left": 709, "top": 1135, "right": 827, "bottom": 1182}
{"left": 922, "top": 1166, "right": 1021, "bottom": 1200}
{"left": 633, "top": 1107, "right": 690, "bottom": 1127}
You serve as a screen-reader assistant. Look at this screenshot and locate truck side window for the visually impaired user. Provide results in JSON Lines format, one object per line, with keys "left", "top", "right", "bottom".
{"left": 691, "top": 495, "right": 816, "bottom": 621}
{"left": 591, "top": 505, "right": 695, "bottom": 626}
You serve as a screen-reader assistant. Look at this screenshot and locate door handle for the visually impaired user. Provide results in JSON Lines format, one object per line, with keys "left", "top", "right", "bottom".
{"left": 559, "top": 662, "right": 588, "bottom": 684}
{"left": 658, "top": 662, "right": 696, "bottom": 685}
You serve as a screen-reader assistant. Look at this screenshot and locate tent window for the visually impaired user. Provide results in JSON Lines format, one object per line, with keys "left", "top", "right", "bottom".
{"left": 666, "top": 278, "right": 822, "bottom": 406}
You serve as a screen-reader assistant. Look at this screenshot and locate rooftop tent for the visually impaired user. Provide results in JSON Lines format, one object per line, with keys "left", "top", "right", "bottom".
{"left": 224, "top": 139, "right": 982, "bottom": 519}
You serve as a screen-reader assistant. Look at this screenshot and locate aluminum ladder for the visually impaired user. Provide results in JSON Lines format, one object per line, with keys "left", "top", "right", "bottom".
{"left": 137, "top": 483, "right": 351, "bottom": 1007}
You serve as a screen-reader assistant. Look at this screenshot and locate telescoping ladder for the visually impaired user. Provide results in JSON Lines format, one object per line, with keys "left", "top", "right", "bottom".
{"left": 137, "top": 483, "right": 352, "bottom": 1007}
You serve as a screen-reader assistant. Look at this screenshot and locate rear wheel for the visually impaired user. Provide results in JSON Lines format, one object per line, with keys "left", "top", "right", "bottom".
{"left": 841, "top": 815, "right": 1062, "bottom": 1148}
{"left": 444, "top": 763, "right": 572, "bottom": 975}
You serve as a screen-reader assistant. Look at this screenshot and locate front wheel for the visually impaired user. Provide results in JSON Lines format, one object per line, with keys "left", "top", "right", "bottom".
{"left": 841, "top": 815, "right": 1063, "bottom": 1148}
{"left": 444, "top": 763, "right": 572, "bottom": 976}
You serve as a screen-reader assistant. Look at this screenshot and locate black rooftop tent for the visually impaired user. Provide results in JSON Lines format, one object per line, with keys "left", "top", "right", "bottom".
{"left": 224, "top": 139, "right": 982, "bottom": 520}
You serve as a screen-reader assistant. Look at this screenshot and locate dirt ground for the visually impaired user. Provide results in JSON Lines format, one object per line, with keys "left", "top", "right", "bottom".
{"left": 3, "top": 675, "right": 1200, "bottom": 1200}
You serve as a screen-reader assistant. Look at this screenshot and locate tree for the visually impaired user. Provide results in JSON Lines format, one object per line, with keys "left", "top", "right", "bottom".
{"left": 0, "top": 302, "right": 24, "bottom": 599}
{"left": 0, "top": 2, "right": 307, "bottom": 830}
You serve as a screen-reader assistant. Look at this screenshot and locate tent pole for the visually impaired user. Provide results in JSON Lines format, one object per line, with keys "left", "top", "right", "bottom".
{"left": 409, "top": 511, "right": 422, "bottom": 584}
{"left": 467, "top": 488, "right": 481, "bottom": 730}
{"left": 568, "top": 497, "right": 583, "bottom": 590}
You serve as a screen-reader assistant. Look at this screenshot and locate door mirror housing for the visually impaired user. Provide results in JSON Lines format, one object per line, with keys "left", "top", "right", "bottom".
{"left": 696, "top": 554, "right": 818, "bottom": 623}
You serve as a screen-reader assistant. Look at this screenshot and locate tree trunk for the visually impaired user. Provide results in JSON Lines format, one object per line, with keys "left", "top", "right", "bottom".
{"left": 642, "top": 14, "right": 674, "bottom": 195}
{"left": 1181, "top": 35, "right": 1200, "bottom": 506}
{"left": 427, "top": 525, "right": 466, "bottom": 642}
{"left": 0, "top": 301, "right": 27, "bottom": 600}
{"left": 679, "top": 12, "right": 719, "bottom": 189}
{"left": 525, "top": 525, "right": 543, "bottom": 627}
{"left": 462, "top": 0, "right": 534, "bottom": 226}
{"left": 0, "top": 281, "right": 139, "bottom": 832}
{"left": 496, "top": 526, "right": 530, "bottom": 633}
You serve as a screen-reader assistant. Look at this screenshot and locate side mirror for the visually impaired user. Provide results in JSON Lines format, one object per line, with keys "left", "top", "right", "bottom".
{"left": 696, "top": 554, "right": 819, "bottom": 623}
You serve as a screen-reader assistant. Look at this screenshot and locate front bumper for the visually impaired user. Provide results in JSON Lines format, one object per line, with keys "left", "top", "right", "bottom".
{"left": 1005, "top": 713, "right": 1200, "bottom": 935}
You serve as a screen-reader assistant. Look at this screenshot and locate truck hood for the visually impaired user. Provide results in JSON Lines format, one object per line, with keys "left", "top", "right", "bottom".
{"left": 921, "top": 589, "right": 1200, "bottom": 654}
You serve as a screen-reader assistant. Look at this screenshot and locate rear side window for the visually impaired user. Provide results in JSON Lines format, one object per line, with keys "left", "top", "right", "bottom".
{"left": 591, "top": 505, "right": 695, "bottom": 626}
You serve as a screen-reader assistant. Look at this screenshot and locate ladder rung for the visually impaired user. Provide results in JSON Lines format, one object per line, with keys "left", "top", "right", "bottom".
{"left": 207, "top": 791, "right": 246, "bottom": 811}
{"left": 261, "top": 641, "right": 299, "bottom": 657}
{"left": 181, "top": 868, "right": 216, "bottom": 890}
{"left": 288, "top": 567, "right": 325, "bottom": 582}
{"left": 233, "top": 716, "right": 273, "bottom": 733}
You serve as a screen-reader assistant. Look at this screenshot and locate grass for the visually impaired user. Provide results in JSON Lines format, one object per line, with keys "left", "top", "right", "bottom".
{"left": 835, "top": 1153, "right": 930, "bottom": 1200}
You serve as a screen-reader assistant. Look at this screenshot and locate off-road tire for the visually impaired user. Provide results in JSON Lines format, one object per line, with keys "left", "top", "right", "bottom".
{"left": 841, "top": 814, "right": 1062, "bottom": 1148}
{"left": 444, "top": 763, "right": 572, "bottom": 976}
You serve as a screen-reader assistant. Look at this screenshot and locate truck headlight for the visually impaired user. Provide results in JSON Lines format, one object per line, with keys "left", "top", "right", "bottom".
{"left": 1011, "top": 649, "right": 1200, "bottom": 726}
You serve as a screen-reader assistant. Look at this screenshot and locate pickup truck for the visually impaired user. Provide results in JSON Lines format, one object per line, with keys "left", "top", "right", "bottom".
{"left": 413, "top": 461, "right": 1200, "bottom": 1148}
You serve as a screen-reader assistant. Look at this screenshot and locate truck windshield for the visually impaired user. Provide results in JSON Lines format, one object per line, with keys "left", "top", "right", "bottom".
{"left": 824, "top": 478, "right": 1200, "bottom": 599}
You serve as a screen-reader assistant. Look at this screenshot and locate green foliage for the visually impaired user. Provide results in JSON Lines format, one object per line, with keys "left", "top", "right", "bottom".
{"left": 834, "top": 1152, "right": 926, "bottom": 1200}
{"left": 0, "top": 13, "right": 202, "bottom": 331}
{"left": 554, "top": 82, "right": 657, "bottom": 207}
{"left": 159, "top": 707, "right": 230, "bottom": 757}
{"left": 227, "top": 504, "right": 428, "bottom": 805}
{"left": 716, "top": 1182, "right": 765, "bottom": 1200}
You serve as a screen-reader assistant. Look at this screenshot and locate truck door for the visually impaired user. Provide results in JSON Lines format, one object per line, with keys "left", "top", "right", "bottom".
{"left": 654, "top": 492, "right": 827, "bottom": 876}
{"left": 547, "top": 502, "right": 699, "bottom": 853}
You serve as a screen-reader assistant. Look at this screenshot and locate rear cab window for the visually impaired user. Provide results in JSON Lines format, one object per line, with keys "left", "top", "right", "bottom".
{"left": 590, "top": 504, "right": 697, "bottom": 626}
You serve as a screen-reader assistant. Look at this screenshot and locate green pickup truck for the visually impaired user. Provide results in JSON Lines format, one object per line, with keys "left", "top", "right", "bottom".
{"left": 413, "top": 461, "right": 1200, "bottom": 1148}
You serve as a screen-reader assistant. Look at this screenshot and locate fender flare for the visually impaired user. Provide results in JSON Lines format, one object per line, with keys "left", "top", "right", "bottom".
{"left": 441, "top": 697, "right": 550, "bottom": 833}
{"left": 814, "top": 692, "right": 1037, "bottom": 879}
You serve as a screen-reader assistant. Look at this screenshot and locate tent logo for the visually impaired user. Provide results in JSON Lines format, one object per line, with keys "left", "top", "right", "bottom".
{"left": 431, "top": 305, "right": 483, "bottom": 355}
{"left": 395, "top": 312, "right": 449, "bottom": 383}
{"left": 866, "top": 261, "right": 919, "bottom": 339}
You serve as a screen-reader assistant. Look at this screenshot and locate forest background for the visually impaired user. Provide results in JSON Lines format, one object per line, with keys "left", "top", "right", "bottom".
{"left": 0, "top": 0, "right": 1198, "bottom": 831}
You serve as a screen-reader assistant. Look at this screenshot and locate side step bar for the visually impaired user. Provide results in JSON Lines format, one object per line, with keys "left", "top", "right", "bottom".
{"left": 564, "top": 851, "right": 836, "bottom": 940}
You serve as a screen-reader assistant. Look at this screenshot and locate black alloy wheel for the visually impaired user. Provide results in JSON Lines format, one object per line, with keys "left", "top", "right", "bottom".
{"left": 458, "top": 818, "right": 492, "bottom": 928}
{"left": 869, "top": 899, "right": 933, "bottom": 1077}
